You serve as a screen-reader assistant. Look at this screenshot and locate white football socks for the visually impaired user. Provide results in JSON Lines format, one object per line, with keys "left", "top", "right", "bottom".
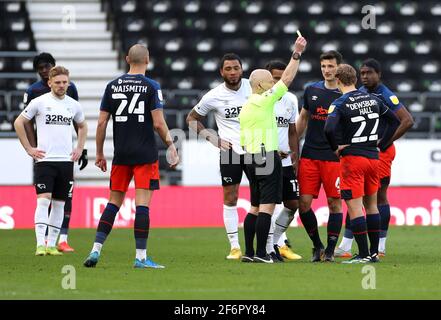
{"left": 379, "top": 237, "right": 387, "bottom": 253}
{"left": 59, "top": 234, "right": 68, "bottom": 244}
{"left": 223, "top": 205, "right": 240, "bottom": 249}
{"left": 47, "top": 200, "right": 65, "bottom": 248}
{"left": 92, "top": 242, "right": 102, "bottom": 254}
{"left": 266, "top": 214, "right": 276, "bottom": 254}
{"left": 34, "top": 198, "right": 51, "bottom": 247}
{"left": 273, "top": 207, "right": 296, "bottom": 247}
{"left": 277, "top": 233, "right": 288, "bottom": 247}
{"left": 339, "top": 237, "right": 354, "bottom": 252}
{"left": 136, "top": 249, "right": 147, "bottom": 261}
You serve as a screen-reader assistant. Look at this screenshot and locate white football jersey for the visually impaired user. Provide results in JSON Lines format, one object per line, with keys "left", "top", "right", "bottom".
{"left": 21, "top": 92, "right": 85, "bottom": 162}
{"left": 193, "top": 79, "right": 251, "bottom": 155}
{"left": 274, "top": 91, "right": 299, "bottom": 167}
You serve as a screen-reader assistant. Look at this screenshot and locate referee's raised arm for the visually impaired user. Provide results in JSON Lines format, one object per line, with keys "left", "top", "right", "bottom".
{"left": 280, "top": 36, "right": 307, "bottom": 88}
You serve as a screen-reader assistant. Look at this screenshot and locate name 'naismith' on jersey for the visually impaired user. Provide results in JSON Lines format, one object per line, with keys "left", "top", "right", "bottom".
{"left": 110, "top": 80, "right": 151, "bottom": 123}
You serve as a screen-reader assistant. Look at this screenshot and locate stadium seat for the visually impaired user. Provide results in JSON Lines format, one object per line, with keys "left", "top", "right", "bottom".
{"left": 409, "top": 114, "right": 431, "bottom": 132}
{"left": 164, "top": 109, "right": 180, "bottom": 129}
{"left": 10, "top": 92, "right": 25, "bottom": 111}
{"left": 0, "top": 115, "right": 13, "bottom": 131}
{"left": 424, "top": 95, "right": 441, "bottom": 112}
{"left": 165, "top": 92, "right": 200, "bottom": 110}
{"left": 0, "top": 93, "right": 7, "bottom": 111}
{"left": 399, "top": 94, "right": 423, "bottom": 112}
{"left": 435, "top": 116, "right": 441, "bottom": 133}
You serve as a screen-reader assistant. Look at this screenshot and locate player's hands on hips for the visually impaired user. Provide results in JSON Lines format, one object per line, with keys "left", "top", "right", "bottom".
{"left": 218, "top": 138, "right": 232, "bottom": 151}
{"left": 167, "top": 145, "right": 179, "bottom": 169}
{"left": 78, "top": 149, "right": 88, "bottom": 170}
{"left": 293, "top": 36, "right": 307, "bottom": 54}
{"left": 71, "top": 148, "right": 83, "bottom": 162}
{"left": 335, "top": 144, "right": 350, "bottom": 157}
{"left": 206, "top": 135, "right": 232, "bottom": 151}
{"left": 279, "top": 151, "right": 289, "bottom": 159}
{"left": 95, "top": 153, "right": 107, "bottom": 172}
{"left": 26, "top": 147, "right": 45, "bottom": 160}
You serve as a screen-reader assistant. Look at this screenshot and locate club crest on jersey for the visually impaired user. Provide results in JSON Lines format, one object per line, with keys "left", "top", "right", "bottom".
{"left": 312, "top": 95, "right": 318, "bottom": 101}
{"left": 390, "top": 95, "right": 399, "bottom": 105}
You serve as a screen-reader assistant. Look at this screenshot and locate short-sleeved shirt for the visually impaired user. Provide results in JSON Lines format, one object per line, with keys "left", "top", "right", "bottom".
{"left": 100, "top": 73, "right": 163, "bottom": 165}
{"left": 301, "top": 81, "right": 341, "bottom": 161}
{"left": 24, "top": 80, "right": 79, "bottom": 107}
{"left": 194, "top": 79, "right": 251, "bottom": 155}
{"left": 327, "top": 90, "right": 390, "bottom": 159}
{"left": 274, "top": 91, "right": 298, "bottom": 167}
{"left": 21, "top": 92, "right": 85, "bottom": 162}
{"left": 239, "top": 80, "right": 288, "bottom": 154}
{"left": 359, "top": 83, "right": 403, "bottom": 137}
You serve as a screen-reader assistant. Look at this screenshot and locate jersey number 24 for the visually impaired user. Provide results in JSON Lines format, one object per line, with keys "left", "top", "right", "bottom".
{"left": 112, "top": 93, "right": 145, "bottom": 122}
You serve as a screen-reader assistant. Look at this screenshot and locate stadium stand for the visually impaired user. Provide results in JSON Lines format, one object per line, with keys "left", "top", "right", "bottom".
{"left": 0, "top": 1, "right": 37, "bottom": 134}
{"left": 1, "top": 0, "right": 440, "bottom": 185}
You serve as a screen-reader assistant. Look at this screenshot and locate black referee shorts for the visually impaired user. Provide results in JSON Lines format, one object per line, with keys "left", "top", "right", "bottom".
{"left": 34, "top": 161, "right": 74, "bottom": 201}
{"left": 246, "top": 151, "right": 283, "bottom": 206}
{"left": 282, "top": 166, "right": 300, "bottom": 201}
{"left": 219, "top": 149, "right": 250, "bottom": 186}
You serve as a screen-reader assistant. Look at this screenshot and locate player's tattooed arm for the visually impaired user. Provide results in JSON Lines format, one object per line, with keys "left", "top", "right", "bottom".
{"left": 186, "top": 109, "right": 231, "bottom": 150}
{"left": 71, "top": 120, "right": 87, "bottom": 161}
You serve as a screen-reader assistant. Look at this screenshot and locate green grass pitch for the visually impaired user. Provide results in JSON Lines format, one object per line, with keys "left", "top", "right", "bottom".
{"left": 1, "top": 226, "right": 440, "bottom": 299}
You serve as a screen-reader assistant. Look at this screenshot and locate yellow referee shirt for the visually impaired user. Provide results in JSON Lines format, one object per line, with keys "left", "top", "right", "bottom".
{"left": 239, "top": 80, "right": 288, "bottom": 154}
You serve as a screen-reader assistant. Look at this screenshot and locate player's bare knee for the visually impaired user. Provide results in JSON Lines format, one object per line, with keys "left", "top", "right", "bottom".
{"left": 299, "top": 201, "right": 311, "bottom": 213}
{"left": 37, "top": 193, "right": 52, "bottom": 201}
{"left": 377, "top": 190, "right": 388, "bottom": 205}
{"left": 223, "top": 186, "right": 239, "bottom": 206}
{"left": 109, "top": 191, "right": 125, "bottom": 207}
{"left": 223, "top": 195, "right": 238, "bottom": 206}
{"left": 327, "top": 197, "right": 342, "bottom": 213}
{"left": 249, "top": 206, "right": 259, "bottom": 214}
{"left": 283, "top": 200, "right": 298, "bottom": 213}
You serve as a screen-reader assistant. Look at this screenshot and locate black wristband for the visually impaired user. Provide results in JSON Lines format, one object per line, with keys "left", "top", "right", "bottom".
{"left": 292, "top": 52, "right": 301, "bottom": 60}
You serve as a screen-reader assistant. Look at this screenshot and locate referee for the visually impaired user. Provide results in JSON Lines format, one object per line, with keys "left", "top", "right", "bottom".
{"left": 239, "top": 35, "right": 307, "bottom": 263}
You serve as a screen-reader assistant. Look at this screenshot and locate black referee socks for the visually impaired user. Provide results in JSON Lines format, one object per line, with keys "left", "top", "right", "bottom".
{"left": 255, "top": 212, "right": 272, "bottom": 258}
{"left": 244, "top": 213, "right": 258, "bottom": 257}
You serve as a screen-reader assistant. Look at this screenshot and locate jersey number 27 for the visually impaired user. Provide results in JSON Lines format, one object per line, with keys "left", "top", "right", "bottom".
{"left": 350, "top": 113, "right": 379, "bottom": 143}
